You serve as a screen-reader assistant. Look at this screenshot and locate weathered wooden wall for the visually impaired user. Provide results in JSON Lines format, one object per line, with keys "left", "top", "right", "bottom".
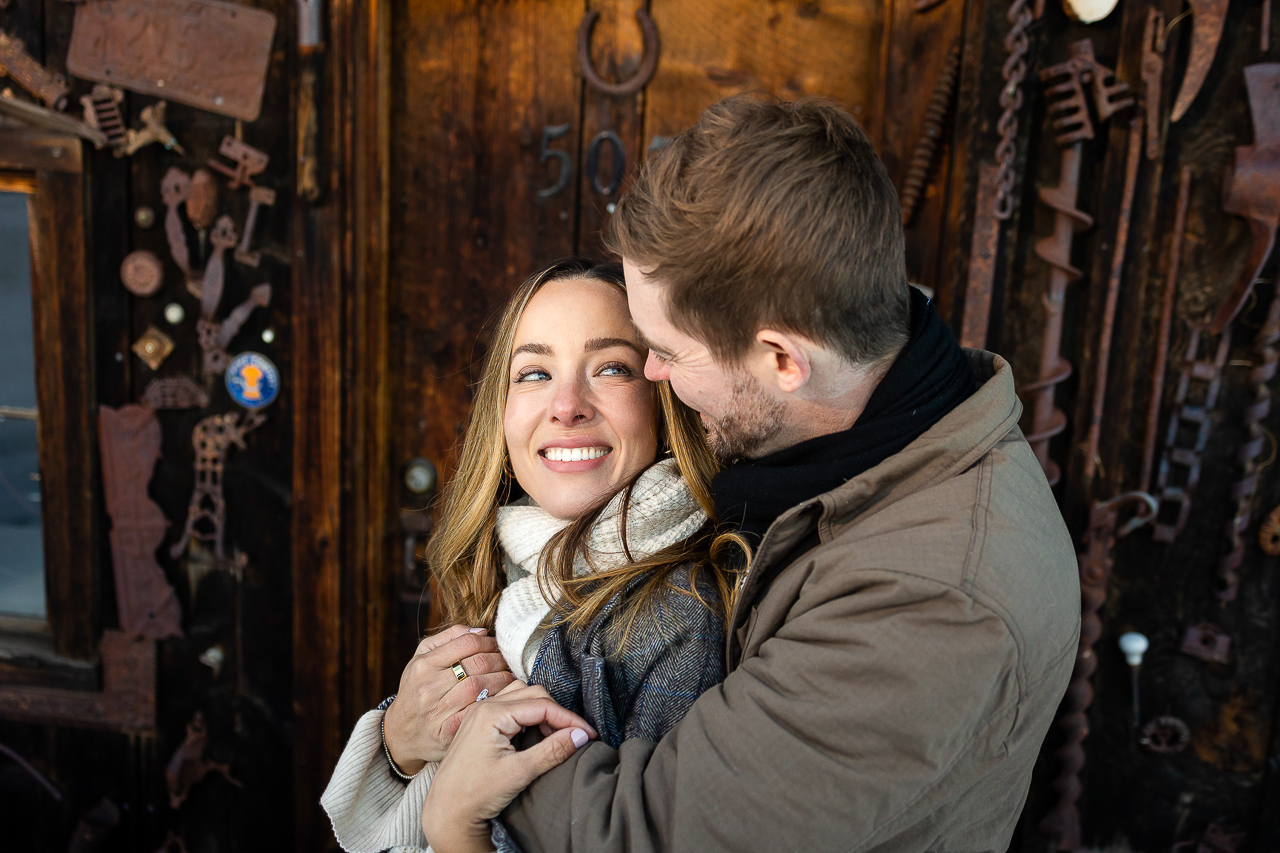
{"left": 0, "top": 0, "right": 294, "bottom": 847}
{"left": 4, "top": 0, "right": 1280, "bottom": 850}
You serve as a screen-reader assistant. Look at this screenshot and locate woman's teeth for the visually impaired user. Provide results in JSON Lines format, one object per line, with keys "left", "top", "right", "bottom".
{"left": 543, "top": 446, "right": 611, "bottom": 462}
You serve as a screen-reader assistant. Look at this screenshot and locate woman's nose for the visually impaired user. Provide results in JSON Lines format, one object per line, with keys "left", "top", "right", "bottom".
{"left": 550, "top": 377, "right": 595, "bottom": 425}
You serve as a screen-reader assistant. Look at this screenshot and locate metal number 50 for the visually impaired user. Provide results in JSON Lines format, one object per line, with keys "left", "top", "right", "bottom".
{"left": 537, "top": 123, "right": 573, "bottom": 199}
{"left": 537, "top": 125, "right": 629, "bottom": 199}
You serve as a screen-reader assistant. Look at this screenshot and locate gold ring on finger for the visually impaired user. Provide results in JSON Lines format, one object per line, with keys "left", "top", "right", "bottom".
{"left": 451, "top": 661, "right": 468, "bottom": 682}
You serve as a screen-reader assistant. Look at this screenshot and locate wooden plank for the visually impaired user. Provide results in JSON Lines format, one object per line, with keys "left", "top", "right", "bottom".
{"left": 28, "top": 166, "right": 97, "bottom": 661}
{"left": 0, "top": 131, "right": 83, "bottom": 172}
{"left": 386, "top": 0, "right": 581, "bottom": 648}
{"left": 642, "top": 0, "right": 882, "bottom": 149}
{"left": 575, "top": 0, "right": 647, "bottom": 256}
{"left": 878, "top": 0, "right": 966, "bottom": 300}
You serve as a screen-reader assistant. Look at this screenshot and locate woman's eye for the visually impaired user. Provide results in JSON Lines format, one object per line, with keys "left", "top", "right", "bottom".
{"left": 514, "top": 368, "right": 550, "bottom": 382}
{"left": 598, "top": 362, "right": 632, "bottom": 377}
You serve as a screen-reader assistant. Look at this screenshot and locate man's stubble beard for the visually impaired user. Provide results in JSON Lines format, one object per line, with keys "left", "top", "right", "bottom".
{"left": 705, "top": 371, "right": 787, "bottom": 463}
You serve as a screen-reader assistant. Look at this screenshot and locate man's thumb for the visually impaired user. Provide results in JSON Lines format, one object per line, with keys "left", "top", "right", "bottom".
{"left": 515, "top": 727, "right": 591, "bottom": 778}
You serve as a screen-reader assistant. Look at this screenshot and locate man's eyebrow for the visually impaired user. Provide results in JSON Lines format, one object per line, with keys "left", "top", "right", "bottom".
{"left": 585, "top": 337, "right": 646, "bottom": 357}
{"left": 512, "top": 342, "right": 553, "bottom": 357}
{"left": 632, "top": 331, "right": 669, "bottom": 356}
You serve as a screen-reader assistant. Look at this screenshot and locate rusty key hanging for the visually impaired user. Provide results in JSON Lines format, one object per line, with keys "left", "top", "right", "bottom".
{"left": 170, "top": 411, "right": 265, "bottom": 564}
{"left": 1040, "top": 491, "right": 1157, "bottom": 850}
{"left": 234, "top": 187, "right": 276, "bottom": 267}
{"left": 1025, "top": 40, "right": 1133, "bottom": 486}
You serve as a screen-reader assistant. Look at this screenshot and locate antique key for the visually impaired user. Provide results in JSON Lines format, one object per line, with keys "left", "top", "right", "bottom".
{"left": 207, "top": 136, "right": 269, "bottom": 190}
{"left": 235, "top": 186, "right": 276, "bottom": 267}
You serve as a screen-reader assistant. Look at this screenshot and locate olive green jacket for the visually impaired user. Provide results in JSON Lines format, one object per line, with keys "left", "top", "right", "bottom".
{"left": 501, "top": 350, "right": 1081, "bottom": 853}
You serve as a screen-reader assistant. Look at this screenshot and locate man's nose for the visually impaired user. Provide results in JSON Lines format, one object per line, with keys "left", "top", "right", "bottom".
{"left": 644, "top": 350, "right": 669, "bottom": 381}
{"left": 550, "top": 377, "right": 595, "bottom": 424}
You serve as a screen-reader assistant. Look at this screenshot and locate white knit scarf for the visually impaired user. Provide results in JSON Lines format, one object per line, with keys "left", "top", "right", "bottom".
{"left": 493, "top": 458, "right": 707, "bottom": 679}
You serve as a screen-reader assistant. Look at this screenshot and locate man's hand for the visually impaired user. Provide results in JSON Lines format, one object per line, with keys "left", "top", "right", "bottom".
{"left": 421, "top": 681, "right": 596, "bottom": 853}
{"left": 383, "top": 625, "right": 517, "bottom": 773}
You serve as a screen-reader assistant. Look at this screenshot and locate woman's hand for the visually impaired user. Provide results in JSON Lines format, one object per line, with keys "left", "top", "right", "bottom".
{"left": 382, "top": 625, "right": 517, "bottom": 773}
{"left": 421, "top": 681, "right": 597, "bottom": 853}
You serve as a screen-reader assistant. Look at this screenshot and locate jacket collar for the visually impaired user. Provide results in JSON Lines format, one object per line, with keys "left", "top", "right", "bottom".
{"left": 732, "top": 350, "right": 1022, "bottom": 613}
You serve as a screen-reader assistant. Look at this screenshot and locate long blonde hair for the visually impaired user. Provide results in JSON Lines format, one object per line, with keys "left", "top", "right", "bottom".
{"left": 427, "top": 259, "right": 745, "bottom": 640}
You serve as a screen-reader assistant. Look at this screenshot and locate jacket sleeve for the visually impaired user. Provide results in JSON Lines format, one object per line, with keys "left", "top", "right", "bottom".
{"left": 321, "top": 708, "right": 439, "bottom": 853}
{"left": 500, "top": 567, "right": 1023, "bottom": 853}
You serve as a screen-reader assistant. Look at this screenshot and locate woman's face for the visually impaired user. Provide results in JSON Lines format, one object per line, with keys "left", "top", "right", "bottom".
{"left": 504, "top": 278, "right": 659, "bottom": 520}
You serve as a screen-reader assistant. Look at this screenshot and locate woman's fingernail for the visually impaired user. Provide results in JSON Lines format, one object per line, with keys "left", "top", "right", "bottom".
{"left": 468, "top": 627, "right": 485, "bottom": 634}
{"left": 570, "top": 729, "right": 589, "bottom": 749}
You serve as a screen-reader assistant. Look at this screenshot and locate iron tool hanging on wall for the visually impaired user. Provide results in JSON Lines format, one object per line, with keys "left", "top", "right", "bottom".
{"left": 576, "top": 9, "right": 659, "bottom": 97}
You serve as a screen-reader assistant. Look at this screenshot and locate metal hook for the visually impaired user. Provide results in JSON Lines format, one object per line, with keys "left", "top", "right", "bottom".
{"left": 577, "top": 9, "right": 660, "bottom": 98}
{"left": 1098, "top": 490, "right": 1159, "bottom": 537}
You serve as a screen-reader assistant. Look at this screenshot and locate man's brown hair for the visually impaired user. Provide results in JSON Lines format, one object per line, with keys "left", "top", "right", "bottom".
{"left": 606, "top": 94, "right": 910, "bottom": 367}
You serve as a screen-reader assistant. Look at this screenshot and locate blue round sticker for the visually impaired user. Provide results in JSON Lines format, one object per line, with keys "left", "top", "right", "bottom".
{"left": 226, "top": 352, "right": 280, "bottom": 409}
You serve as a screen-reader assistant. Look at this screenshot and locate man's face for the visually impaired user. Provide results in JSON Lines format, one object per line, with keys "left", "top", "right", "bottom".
{"left": 623, "top": 260, "right": 785, "bottom": 461}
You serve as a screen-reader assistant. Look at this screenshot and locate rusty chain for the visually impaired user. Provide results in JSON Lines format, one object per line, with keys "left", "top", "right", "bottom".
{"left": 993, "top": 0, "right": 1035, "bottom": 219}
{"left": 1217, "top": 295, "right": 1280, "bottom": 600}
{"left": 1152, "top": 324, "right": 1232, "bottom": 543}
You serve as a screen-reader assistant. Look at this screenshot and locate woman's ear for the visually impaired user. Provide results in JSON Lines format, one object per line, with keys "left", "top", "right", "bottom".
{"left": 753, "top": 329, "right": 812, "bottom": 394}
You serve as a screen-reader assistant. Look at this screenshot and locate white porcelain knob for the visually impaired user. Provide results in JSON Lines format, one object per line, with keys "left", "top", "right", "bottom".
{"left": 1119, "top": 632, "right": 1149, "bottom": 667}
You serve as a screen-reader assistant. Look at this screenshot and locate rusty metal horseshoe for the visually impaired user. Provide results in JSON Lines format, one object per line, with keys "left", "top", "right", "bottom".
{"left": 577, "top": 9, "right": 660, "bottom": 98}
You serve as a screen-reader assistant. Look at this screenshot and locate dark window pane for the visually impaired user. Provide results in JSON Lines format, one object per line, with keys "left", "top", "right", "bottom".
{"left": 0, "top": 190, "right": 44, "bottom": 620}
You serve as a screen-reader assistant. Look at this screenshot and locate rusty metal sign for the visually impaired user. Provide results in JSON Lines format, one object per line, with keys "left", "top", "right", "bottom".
{"left": 66, "top": 0, "right": 277, "bottom": 122}
{"left": 99, "top": 405, "right": 183, "bottom": 640}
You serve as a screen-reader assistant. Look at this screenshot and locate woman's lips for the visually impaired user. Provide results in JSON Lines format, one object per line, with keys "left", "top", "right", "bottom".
{"left": 539, "top": 445, "right": 613, "bottom": 473}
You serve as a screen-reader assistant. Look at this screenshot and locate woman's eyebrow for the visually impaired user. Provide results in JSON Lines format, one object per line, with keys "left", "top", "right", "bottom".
{"left": 512, "top": 342, "right": 554, "bottom": 357}
{"left": 585, "top": 337, "right": 645, "bottom": 356}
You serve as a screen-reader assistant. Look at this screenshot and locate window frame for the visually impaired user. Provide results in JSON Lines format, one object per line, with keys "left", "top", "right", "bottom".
{"left": 0, "top": 129, "right": 98, "bottom": 665}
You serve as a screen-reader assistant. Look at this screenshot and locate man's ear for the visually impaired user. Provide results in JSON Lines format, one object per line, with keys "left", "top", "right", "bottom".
{"left": 753, "top": 329, "right": 811, "bottom": 393}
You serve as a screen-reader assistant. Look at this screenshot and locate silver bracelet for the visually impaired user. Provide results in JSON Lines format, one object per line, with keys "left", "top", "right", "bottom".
{"left": 378, "top": 695, "right": 420, "bottom": 782}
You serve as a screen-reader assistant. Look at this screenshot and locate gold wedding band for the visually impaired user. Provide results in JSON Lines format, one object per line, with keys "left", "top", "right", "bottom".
{"left": 451, "top": 661, "right": 468, "bottom": 682}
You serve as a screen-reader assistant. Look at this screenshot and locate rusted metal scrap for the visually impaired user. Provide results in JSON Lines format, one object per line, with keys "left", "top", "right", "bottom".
{"left": 207, "top": 136, "right": 268, "bottom": 190}
{"left": 165, "top": 712, "right": 242, "bottom": 809}
{"left": 1142, "top": 167, "right": 1194, "bottom": 492}
{"left": 170, "top": 410, "right": 265, "bottom": 562}
{"left": 197, "top": 216, "right": 237, "bottom": 375}
{"left": 1040, "top": 492, "right": 1156, "bottom": 850}
{"left": 67, "top": 798, "right": 120, "bottom": 853}
{"left": 1024, "top": 40, "right": 1132, "bottom": 486}
{"left": 80, "top": 85, "right": 127, "bottom": 148}
{"left": 142, "top": 377, "right": 210, "bottom": 410}
{"left": 961, "top": 162, "right": 1002, "bottom": 349}
{"left": 99, "top": 406, "right": 183, "bottom": 640}
{"left": 0, "top": 30, "right": 70, "bottom": 109}
{"left": 161, "top": 168, "right": 195, "bottom": 283}
{"left": 118, "top": 100, "right": 184, "bottom": 158}
{"left": 993, "top": 0, "right": 1037, "bottom": 220}
{"left": 1140, "top": 715, "right": 1191, "bottom": 754}
{"left": 1211, "top": 64, "right": 1280, "bottom": 335}
{"left": 66, "top": 0, "right": 277, "bottom": 122}
{"left": 1142, "top": 8, "right": 1164, "bottom": 161}
{"left": 1181, "top": 621, "right": 1231, "bottom": 663}
{"left": 1084, "top": 113, "right": 1144, "bottom": 483}
{"left": 1170, "top": 0, "right": 1230, "bottom": 123}
{"left": 901, "top": 39, "right": 961, "bottom": 226}
{"left": 576, "top": 9, "right": 659, "bottom": 98}
{"left": 1215, "top": 293, "right": 1280, "bottom": 600}
{"left": 1152, "top": 324, "right": 1232, "bottom": 542}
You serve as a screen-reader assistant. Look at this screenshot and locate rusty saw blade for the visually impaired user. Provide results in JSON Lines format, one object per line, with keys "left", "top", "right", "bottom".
{"left": 1171, "top": 0, "right": 1229, "bottom": 123}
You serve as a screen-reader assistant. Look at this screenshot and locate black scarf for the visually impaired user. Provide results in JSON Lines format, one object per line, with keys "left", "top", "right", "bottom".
{"left": 713, "top": 287, "right": 978, "bottom": 548}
